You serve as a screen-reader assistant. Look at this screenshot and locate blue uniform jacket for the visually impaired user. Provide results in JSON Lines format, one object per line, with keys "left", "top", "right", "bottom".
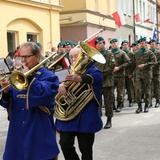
{"left": 55, "top": 66, "right": 103, "bottom": 133}
{"left": 0, "top": 68, "right": 60, "bottom": 160}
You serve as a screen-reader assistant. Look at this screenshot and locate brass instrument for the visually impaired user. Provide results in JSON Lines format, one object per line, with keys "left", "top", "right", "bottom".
{"left": 15, "top": 64, "right": 24, "bottom": 70}
{"left": 48, "top": 53, "right": 67, "bottom": 70}
{"left": 0, "top": 52, "right": 57, "bottom": 92}
{"left": 47, "top": 28, "right": 104, "bottom": 69}
{"left": 54, "top": 41, "right": 106, "bottom": 121}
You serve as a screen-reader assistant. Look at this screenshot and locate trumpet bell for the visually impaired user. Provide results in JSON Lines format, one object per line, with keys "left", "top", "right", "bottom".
{"left": 9, "top": 70, "right": 28, "bottom": 91}
{"left": 80, "top": 41, "right": 106, "bottom": 64}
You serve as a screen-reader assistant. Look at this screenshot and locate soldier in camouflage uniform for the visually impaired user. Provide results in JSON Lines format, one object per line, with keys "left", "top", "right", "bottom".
{"left": 129, "top": 38, "right": 157, "bottom": 113}
{"left": 49, "top": 42, "right": 68, "bottom": 72}
{"left": 110, "top": 38, "right": 130, "bottom": 112}
{"left": 122, "top": 40, "right": 135, "bottom": 107}
{"left": 149, "top": 39, "right": 160, "bottom": 108}
{"left": 95, "top": 37, "right": 115, "bottom": 129}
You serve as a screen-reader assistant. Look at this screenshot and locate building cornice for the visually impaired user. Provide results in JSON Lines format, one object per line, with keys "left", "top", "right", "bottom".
{"left": 135, "top": 24, "right": 153, "bottom": 31}
{"left": 2, "top": 0, "right": 63, "bottom": 11}
{"left": 60, "top": 22, "right": 116, "bottom": 32}
{"left": 60, "top": 9, "right": 113, "bottom": 20}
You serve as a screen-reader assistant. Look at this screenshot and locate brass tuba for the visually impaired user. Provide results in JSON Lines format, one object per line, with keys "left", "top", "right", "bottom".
{"left": 54, "top": 41, "right": 106, "bottom": 121}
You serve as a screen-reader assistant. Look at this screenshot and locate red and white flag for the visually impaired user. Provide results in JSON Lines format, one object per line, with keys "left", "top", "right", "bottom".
{"left": 134, "top": 13, "right": 141, "bottom": 22}
{"left": 144, "top": 18, "right": 150, "bottom": 23}
{"left": 62, "top": 57, "right": 70, "bottom": 69}
{"left": 112, "top": 10, "right": 126, "bottom": 28}
{"left": 87, "top": 36, "right": 98, "bottom": 49}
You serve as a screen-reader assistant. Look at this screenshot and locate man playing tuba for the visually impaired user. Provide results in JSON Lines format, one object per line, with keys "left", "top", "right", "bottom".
{"left": 55, "top": 47, "right": 103, "bottom": 160}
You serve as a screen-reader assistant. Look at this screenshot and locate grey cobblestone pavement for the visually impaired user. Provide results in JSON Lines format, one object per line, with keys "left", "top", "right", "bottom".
{"left": 1, "top": 99, "right": 160, "bottom": 160}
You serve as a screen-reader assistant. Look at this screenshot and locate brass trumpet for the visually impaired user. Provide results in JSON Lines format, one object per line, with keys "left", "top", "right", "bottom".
{"left": 0, "top": 52, "right": 57, "bottom": 92}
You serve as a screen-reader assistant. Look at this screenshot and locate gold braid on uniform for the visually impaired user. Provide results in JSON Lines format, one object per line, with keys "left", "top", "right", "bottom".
{"left": 81, "top": 74, "right": 101, "bottom": 108}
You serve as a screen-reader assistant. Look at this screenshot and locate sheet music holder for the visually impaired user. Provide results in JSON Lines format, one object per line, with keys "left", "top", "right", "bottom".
{"left": 54, "top": 69, "right": 69, "bottom": 82}
{"left": 0, "top": 58, "right": 11, "bottom": 79}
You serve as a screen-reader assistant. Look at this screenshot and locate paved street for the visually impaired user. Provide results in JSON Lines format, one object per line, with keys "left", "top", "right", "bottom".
{"left": 1, "top": 100, "right": 160, "bottom": 160}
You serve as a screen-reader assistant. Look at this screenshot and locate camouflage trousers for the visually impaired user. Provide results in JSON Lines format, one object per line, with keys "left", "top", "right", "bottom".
{"left": 134, "top": 77, "right": 152, "bottom": 104}
{"left": 103, "top": 86, "right": 114, "bottom": 118}
{"left": 152, "top": 75, "right": 160, "bottom": 100}
{"left": 125, "top": 76, "right": 134, "bottom": 101}
{"left": 114, "top": 76, "right": 125, "bottom": 102}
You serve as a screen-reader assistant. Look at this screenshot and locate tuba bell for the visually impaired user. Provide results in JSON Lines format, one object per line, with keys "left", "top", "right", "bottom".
{"left": 54, "top": 41, "right": 106, "bottom": 121}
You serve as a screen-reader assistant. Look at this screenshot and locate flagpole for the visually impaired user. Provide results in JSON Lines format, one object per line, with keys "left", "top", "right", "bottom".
{"left": 133, "top": 0, "right": 136, "bottom": 41}
{"left": 156, "top": 0, "right": 159, "bottom": 41}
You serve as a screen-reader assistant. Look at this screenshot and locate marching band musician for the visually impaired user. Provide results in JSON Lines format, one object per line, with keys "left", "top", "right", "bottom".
{"left": 0, "top": 42, "right": 59, "bottom": 160}
{"left": 55, "top": 47, "right": 103, "bottom": 160}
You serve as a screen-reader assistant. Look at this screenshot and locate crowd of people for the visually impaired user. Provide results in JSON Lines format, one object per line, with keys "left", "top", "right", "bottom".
{"left": 0, "top": 35, "right": 160, "bottom": 160}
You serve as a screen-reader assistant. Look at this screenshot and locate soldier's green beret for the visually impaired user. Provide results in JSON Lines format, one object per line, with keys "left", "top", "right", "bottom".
{"left": 73, "top": 43, "right": 78, "bottom": 47}
{"left": 148, "top": 39, "right": 156, "bottom": 44}
{"left": 65, "top": 40, "right": 73, "bottom": 46}
{"left": 95, "top": 37, "right": 105, "bottom": 44}
{"left": 121, "top": 40, "right": 129, "bottom": 45}
{"left": 156, "top": 42, "right": 160, "bottom": 44}
{"left": 138, "top": 37, "right": 146, "bottom": 43}
{"left": 36, "top": 42, "right": 42, "bottom": 47}
{"left": 122, "top": 40, "right": 128, "bottom": 44}
{"left": 110, "top": 38, "right": 118, "bottom": 43}
{"left": 57, "top": 42, "right": 65, "bottom": 48}
{"left": 131, "top": 42, "right": 136, "bottom": 47}
{"left": 135, "top": 40, "right": 139, "bottom": 44}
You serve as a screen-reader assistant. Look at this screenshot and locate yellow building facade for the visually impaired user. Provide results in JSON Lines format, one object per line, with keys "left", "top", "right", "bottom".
{"left": 59, "top": 0, "right": 116, "bottom": 46}
{"left": 0, "top": 0, "right": 63, "bottom": 57}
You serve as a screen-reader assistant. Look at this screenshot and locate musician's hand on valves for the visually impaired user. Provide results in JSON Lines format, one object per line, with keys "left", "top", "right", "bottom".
{"left": 65, "top": 74, "right": 82, "bottom": 82}
{"left": 0, "top": 78, "right": 10, "bottom": 93}
{"left": 21, "top": 63, "right": 29, "bottom": 73}
{"left": 58, "top": 83, "right": 67, "bottom": 96}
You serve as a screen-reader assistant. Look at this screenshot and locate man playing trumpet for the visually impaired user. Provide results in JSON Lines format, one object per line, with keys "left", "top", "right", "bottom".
{"left": 0, "top": 42, "right": 59, "bottom": 160}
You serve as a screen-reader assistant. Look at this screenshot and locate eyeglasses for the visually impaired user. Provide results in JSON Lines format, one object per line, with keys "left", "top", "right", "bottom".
{"left": 19, "top": 55, "right": 35, "bottom": 59}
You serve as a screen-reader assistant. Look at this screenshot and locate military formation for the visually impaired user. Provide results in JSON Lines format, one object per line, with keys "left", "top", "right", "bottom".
{"left": 93, "top": 37, "right": 159, "bottom": 129}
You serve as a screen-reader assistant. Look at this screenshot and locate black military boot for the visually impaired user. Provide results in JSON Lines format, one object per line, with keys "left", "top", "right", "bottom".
{"left": 121, "top": 101, "right": 124, "bottom": 108}
{"left": 149, "top": 99, "right": 152, "bottom": 107}
{"left": 144, "top": 103, "right": 149, "bottom": 113}
{"left": 155, "top": 99, "right": 160, "bottom": 108}
{"left": 116, "top": 101, "right": 122, "bottom": 112}
{"left": 129, "top": 100, "right": 134, "bottom": 107}
{"left": 136, "top": 103, "right": 142, "bottom": 113}
{"left": 104, "top": 117, "right": 112, "bottom": 129}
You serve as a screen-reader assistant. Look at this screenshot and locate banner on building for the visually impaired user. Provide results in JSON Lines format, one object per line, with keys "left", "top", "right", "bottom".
{"left": 112, "top": 10, "right": 126, "bottom": 28}
{"left": 134, "top": 13, "right": 141, "bottom": 22}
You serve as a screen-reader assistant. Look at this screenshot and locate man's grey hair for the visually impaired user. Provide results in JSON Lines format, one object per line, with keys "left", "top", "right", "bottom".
{"left": 20, "top": 42, "right": 40, "bottom": 55}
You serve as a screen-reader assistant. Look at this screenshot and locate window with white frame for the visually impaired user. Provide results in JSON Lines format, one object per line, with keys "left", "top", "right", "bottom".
{"left": 27, "top": 33, "right": 38, "bottom": 43}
